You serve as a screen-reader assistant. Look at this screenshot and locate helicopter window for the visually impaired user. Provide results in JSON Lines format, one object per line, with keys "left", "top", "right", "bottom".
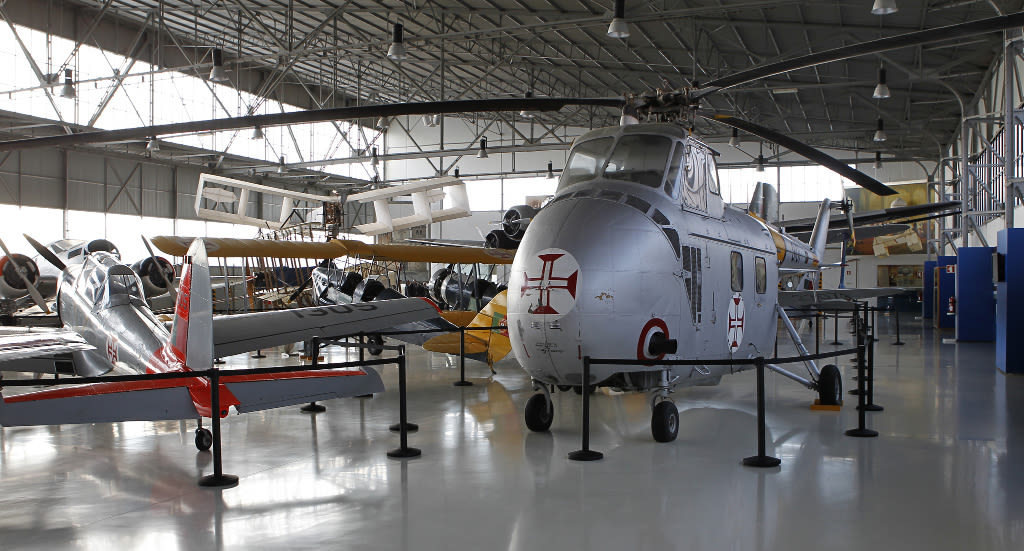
{"left": 558, "top": 137, "right": 614, "bottom": 190}
{"left": 664, "top": 142, "right": 685, "bottom": 198}
{"left": 730, "top": 251, "right": 743, "bottom": 292}
{"left": 604, "top": 135, "right": 673, "bottom": 187}
{"left": 755, "top": 257, "right": 767, "bottom": 294}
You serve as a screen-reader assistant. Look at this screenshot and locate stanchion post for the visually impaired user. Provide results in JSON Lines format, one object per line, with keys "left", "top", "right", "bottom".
{"left": 454, "top": 327, "right": 472, "bottom": 386}
{"left": 301, "top": 337, "right": 326, "bottom": 413}
{"left": 815, "top": 312, "right": 820, "bottom": 355}
{"left": 744, "top": 357, "right": 781, "bottom": 467}
{"left": 830, "top": 311, "right": 842, "bottom": 345}
{"left": 871, "top": 307, "right": 879, "bottom": 341}
{"left": 388, "top": 349, "right": 422, "bottom": 458}
{"left": 846, "top": 321, "right": 879, "bottom": 438}
{"left": 199, "top": 368, "right": 240, "bottom": 488}
{"left": 359, "top": 333, "right": 365, "bottom": 363}
{"left": 893, "top": 307, "right": 905, "bottom": 345}
{"left": 568, "top": 357, "right": 603, "bottom": 461}
{"left": 862, "top": 323, "right": 884, "bottom": 412}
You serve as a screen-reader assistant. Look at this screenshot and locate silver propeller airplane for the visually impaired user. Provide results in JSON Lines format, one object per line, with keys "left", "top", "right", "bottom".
{"left": 0, "top": 236, "right": 439, "bottom": 450}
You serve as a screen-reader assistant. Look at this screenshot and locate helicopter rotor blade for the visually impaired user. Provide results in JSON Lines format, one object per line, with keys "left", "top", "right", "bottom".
{"left": 0, "top": 97, "right": 625, "bottom": 153}
{"left": 695, "top": 11, "right": 1024, "bottom": 98}
{"left": 702, "top": 114, "right": 898, "bottom": 196}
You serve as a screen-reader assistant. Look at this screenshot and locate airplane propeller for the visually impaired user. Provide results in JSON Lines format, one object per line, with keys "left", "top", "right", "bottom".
{"left": 24, "top": 234, "right": 67, "bottom": 272}
{"left": 141, "top": 236, "right": 177, "bottom": 301}
{"left": 0, "top": 11, "right": 1021, "bottom": 198}
{"left": 0, "top": 236, "right": 51, "bottom": 314}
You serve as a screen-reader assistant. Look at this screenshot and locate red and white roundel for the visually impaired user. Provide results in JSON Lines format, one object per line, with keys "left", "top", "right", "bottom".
{"left": 106, "top": 335, "right": 119, "bottom": 364}
{"left": 637, "top": 318, "right": 669, "bottom": 363}
{"left": 727, "top": 293, "right": 745, "bottom": 353}
{"left": 517, "top": 248, "right": 579, "bottom": 319}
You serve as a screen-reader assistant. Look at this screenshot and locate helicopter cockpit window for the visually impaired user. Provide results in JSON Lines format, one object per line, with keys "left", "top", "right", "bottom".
{"left": 663, "top": 142, "right": 685, "bottom": 199}
{"left": 557, "top": 137, "right": 614, "bottom": 191}
{"left": 603, "top": 135, "right": 673, "bottom": 188}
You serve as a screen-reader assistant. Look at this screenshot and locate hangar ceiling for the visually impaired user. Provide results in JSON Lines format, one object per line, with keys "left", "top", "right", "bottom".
{"left": 2, "top": 0, "right": 1024, "bottom": 182}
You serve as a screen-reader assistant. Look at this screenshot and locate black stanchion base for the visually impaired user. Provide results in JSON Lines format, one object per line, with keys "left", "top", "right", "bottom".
{"left": 250, "top": 352, "right": 266, "bottom": 359}
{"left": 858, "top": 404, "right": 884, "bottom": 412}
{"left": 848, "top": 389, "right": 864, "bottom": 396}
{"left": 198, "top": 473, "right": 239, "bottom": 488}
{"left": 300, "top": 402, "right": 327, "bottom": 413}
{"left": 213, "top": 359, "right": 226, "bottom": 365}
{"left": 356, "top": 394, "right": 374, "bottom": 399}
{"left": 829, "top": 341, "right": 843, "bottom": 346}
{"left": 893, "top": 341, "right": 906, "bottom": 346}
{"left": 390, "top": 422, "right": 419, "bottom": 432}
{"left": 845, "top": 428, "right": 879, "bottom": 438}
{"left": 387, "top": 447, "right": 422, "bottom": 458}
{"left": 743, "top": 455, "right": 781, "bottom": 468}
{"left": 453, "top": 380, "right": 474, "bottom": 387}
{"left": 568, "top": 449, "right": 603, "bottom": 461}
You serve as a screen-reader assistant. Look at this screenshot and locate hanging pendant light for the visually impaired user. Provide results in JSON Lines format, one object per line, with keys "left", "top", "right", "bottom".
{"left": 59, "top": 69, "right": 75, "bottom": 99}
{"left": 477, "top": 137, "right": 489, "bottom": 159}
{"left": 871, "top": 0, "right": 898, "bottom": 16}
{"left": 607, "top": 0, "right": 630, "bottom": 39}
{"left": 209, "top": 48, "right": 228, "bottom": 82}
{"left": 387, "top": 23, "right": 408, "bottom": 61}
{"left": 873, "top": 118, "right": 887, "bottom": 142}
{"left": 873, "top": 66, "right": 891, "bottom": 99}
{"left": 729, "top": 128, "right": 740, "bottom": 147}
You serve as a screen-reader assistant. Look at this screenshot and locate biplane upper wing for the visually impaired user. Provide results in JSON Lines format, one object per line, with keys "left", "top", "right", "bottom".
{"left": 151, "top": 236, "right": 516, "bottom": 264}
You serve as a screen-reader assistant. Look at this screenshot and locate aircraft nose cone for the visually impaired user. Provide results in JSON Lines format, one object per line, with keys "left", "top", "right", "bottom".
{"left": 507, "top": 195, "right": 683, "bottom": 385}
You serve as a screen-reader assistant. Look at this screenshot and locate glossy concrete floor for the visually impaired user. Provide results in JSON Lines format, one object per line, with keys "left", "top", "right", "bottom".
{"left": 2, "top": 314, "right": 1023, "bottom": 550}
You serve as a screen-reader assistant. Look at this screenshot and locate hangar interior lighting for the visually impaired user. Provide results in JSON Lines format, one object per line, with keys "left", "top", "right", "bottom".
{"left": 871, "top": 0, "right": 898, "bottom": 15}
{"left": 387, "top": 23, "right": 408, "bottom": 61}
{"left": 729, "top": 128, "right": 739, "bottom": 147}
{"left": 873, "top": 67, "right": 891, "bottom": 99}
{"left": 209, "top": 48, "right": 228, "bottom": 82}
{"left": 607, "top": 0, "right": 630, "bottom": 39}
{"left": 873, "top": 118, "right": 887, "bottom": 142}
{"left": 477, "top": 137, "right": 489, "bottom": 159}
{"left": 59, "top": 69, "right": 75, "bottom": 99}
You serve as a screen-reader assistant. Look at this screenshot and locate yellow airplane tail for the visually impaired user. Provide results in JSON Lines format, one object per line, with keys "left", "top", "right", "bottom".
{"left": 422, "top": 290, "right": 511, "bottom": 368}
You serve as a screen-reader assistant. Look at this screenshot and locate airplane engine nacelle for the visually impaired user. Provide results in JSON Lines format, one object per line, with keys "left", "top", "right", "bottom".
{"left": 131, "top": 257, "right": 175, "bottom": 297}
{"left": 429, "top": 267, "right": 453, "bottom": 308}
{"left": 0, "top": 253, "right": 40, "bottom": 299}
{"left": 485, "top": 230, "right": 519, "bottom": 249}
{"left": 501, "top": 205, "right": 538, "bottom": 241}
{"left": 441, "top": 273, "right": 497, "bottom": 311}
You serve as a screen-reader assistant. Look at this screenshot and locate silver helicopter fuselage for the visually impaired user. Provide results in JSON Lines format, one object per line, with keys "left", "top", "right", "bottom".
{"left": 507, "top": 124, "right": 817, "bottom": 391}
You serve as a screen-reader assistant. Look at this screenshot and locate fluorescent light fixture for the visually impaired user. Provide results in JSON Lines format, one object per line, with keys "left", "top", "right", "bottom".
{"left": 771, "top": 87, "right": 799, "bottom": 95}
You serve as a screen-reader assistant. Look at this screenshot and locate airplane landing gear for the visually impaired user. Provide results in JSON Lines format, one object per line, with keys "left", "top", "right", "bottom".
{"left": 195, "top": 427, "right": 213, "bottom": 451}
{"left": 651, "top": 400, "right": 679, "bottom": 442}
{"left": 367, "top": 334, "right": 385, "bottom": 356}
{"left": 524, "top": 382, "right": 553, "bottom": 432}
{"left": 817, "top": 364, "right": 842, "bottom": 406}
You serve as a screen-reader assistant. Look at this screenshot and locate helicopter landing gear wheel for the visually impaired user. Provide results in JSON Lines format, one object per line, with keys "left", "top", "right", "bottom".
{"left": 817, "top": 364, "right": 842, "bottom": 406}
{"left": 195, "top": 427, "right": 213, "bottom": 451}
{"left": 651, "top": 401, "right": 679, "bottom": 443}
{"left": 524, "top": 393, "right": 553, "bottom": 432}
{"left": 557, "top": 385, "right": 572, "bottom": 392}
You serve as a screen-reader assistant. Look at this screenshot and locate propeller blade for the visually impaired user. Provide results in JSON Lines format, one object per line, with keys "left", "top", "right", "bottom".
{"left": 697, "top": 11, "right": 1024, "bottom": 96}
{"left": 0, "top": 97, "right": 624, "bottom": 152}
{"left": 702, "top": 114, "right": 898, "bottom": 196}
{"left": 23, "top": 234, "right": 67, "bottom": 271}
{"left": 141, "top": 236, "right": 176, "bottom": 302}
{"left": 0, "top": 237, "right": 51, "bottom": 314}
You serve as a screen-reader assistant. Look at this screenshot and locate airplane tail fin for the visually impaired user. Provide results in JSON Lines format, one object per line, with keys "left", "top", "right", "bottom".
{"left": 808, "top": 198, "right": 831, "bottom": 261}
{"left": 421, "top": 290, "right": 511, "bottom": 366}
{"left": 166, "top": 238, "right": 214, "bottom": 371}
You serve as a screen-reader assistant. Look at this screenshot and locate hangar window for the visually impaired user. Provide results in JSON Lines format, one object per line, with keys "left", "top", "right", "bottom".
{"left": 730, "top": 251, "right": 743, "bottom": 292}
{"left": 558, "top": 137, "right": 613, "bottom": 190}
{"left": 755, "top": 257, "right": 767, "bottom": 294}
{"left": 603, "top": 135, "right": 673, "bottom": 188}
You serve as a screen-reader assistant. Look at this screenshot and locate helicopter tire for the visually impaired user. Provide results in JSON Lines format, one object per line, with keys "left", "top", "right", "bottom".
{"left": 556, "top": 385, "right": 572, "bottom": 392}
{"left": 195, "top": 427, "right": 213, "bottom": 451}
{"left": 367, "top": 334, "right": 385, "bottom": 356}
{"left": 651, "top": 401, "right": 679, "bottom": 443}
{"left": 818, "top": 364, "right": 843, "bottom": 406}
{"left": 524, "top": 394, "right": 553, "bottom": 432}
{"left": 572, "top": 385, "right": 596, "bottom": 395}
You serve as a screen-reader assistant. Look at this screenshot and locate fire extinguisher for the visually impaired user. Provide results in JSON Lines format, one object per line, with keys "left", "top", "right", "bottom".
{"left": 947, "top": 296, "right": 956, "bottom": 315}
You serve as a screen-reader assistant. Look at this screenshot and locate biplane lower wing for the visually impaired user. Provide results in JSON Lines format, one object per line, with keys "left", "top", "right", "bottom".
{"left": 0, "top": 329, "right": 93, "bottom": 371}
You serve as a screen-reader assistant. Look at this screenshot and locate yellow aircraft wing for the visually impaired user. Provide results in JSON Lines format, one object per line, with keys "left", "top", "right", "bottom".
{"left": 151, "top": 236, "right": 516, "bottom": 265}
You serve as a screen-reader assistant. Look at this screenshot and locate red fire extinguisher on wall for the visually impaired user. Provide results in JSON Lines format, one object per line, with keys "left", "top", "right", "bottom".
{"left": 948, "top": 296, "right": 956, "bottom": 315}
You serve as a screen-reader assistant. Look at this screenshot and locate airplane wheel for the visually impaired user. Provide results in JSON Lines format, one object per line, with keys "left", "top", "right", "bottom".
{"left": 524, "top": 394, "right": 553, "bottom": 432}
{"left": 195, "top": 427, "right": 213, "bottom": 451}
{"left": 818, "top": 364, "right": 843, "bottom": 406}
{"left": 651, "top": 401, "right": 679, "bottom": 443}
{"left": 557, "top": 385, "right": 572, "bottom": 392}
{"left": 367, "top": 334, "right": 385, "bottom": 356}
{"left": 572, "top": 385, "right": 596, "bottom": 395}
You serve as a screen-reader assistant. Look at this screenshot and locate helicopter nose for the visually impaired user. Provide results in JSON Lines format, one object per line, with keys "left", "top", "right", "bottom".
{"left": 507, "top": 194, "right": 683, "bottom": 385}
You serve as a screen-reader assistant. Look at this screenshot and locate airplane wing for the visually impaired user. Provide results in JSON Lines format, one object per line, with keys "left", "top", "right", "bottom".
{"left": 151, "top": 235, "right": 516, "bottom": 264}
{"left": 779, "top": 200, "right": 960, "bottom": 234}
{"left": 0, "top": 329, "right": 93, "bottom": 367}
{"left": 0, "top": 367, "right": 384, "bottom": 426}
{"left": 779, "top": 287, "right": 916, "bottom": 308}
{"left": 212, "top": 297, "right": 442, "bottom": 357}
